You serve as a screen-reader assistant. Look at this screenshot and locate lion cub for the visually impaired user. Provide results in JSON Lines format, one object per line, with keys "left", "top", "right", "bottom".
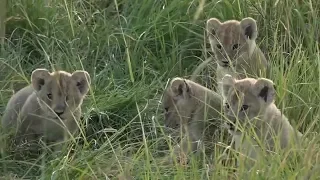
{"left": 191, "top": 17, "right": 269, "bottom": 93}
{"left": 2, "top": 68, "right": 91, "bottom": 149}
{"left": 221, "top": 74, "right": 302, "bottom": 167}
{"left": 162, "top": 77, "right": 224, "bottom": 162}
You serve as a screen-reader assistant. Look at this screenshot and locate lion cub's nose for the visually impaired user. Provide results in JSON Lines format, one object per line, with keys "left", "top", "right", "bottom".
{"left": 221, "top": 61, "right": 229, "bottom": 67}
{"left": 55, "top": 111, "right": 64, "bottom": 117}
{"left": 54, "top": 104, "right": 65, "bottom": 117}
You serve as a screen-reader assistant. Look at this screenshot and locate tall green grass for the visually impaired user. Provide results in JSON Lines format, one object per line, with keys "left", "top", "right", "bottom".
{"left": 0, "top": 0, "right": 319, "bottom": 179}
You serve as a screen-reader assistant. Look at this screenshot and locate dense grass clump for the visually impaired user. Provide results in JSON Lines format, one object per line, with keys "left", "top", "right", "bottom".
{"left": 0, "top": 0, "right": 319, "bottom": 179}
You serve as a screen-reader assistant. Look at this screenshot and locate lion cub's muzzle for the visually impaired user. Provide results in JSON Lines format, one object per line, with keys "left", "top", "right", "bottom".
{"left": 219, "top": 61, "right": 230, "bottom": 67}
{"left": 53, "top": 103, "right": 66, "bottom": 118}
{"left": 224, "top": 114, "right": 238, "bottom": 131}
{"left": 219, "top": 59, "right": 237, "bottom": 68}
{"left": 225, "top": 122, "right": 235, "bottom": 131}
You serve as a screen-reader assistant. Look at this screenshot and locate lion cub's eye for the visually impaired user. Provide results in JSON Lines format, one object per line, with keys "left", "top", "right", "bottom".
{"left": 241, "top": 105, "right": 249, "bottom": 111}
{"left": 47, "top": 93, "right": 52, "bottom": 100}
{"left": 232, "top": 44, "right": 240, "bottom": 50}
{"left": 216, "top": 44, "right": 222, "bottom": 50}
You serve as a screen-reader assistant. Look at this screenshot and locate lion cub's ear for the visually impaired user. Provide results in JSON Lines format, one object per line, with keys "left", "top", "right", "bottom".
{"left": 170, "top": 77, "right": 192, "bottom": 100}
{"left": 206, "top": 18, "right": 222, "bottom": 37}
{"left": 71, "top": 71, "right": 91, "bottom": 95}
{"left": 221, "top": 74, "right": 236, "bottom": 98}
{"left": 240, "top": 17, "right": 258, "bottom": 40}
{"left": 253, "top": 78, "right": 275, "bottom": 104}
{"left": 31, "top": 68, "right": 51, "bottom": 91}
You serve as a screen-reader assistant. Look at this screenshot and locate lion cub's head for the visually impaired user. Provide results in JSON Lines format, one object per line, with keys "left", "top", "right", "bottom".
{"left": 221, "top": 74, "right": 275, "bottom": 125}
{"left": 31, "top": 68, "right": 91, "bottom": 120}
{"left": 206, "top": 17, "right": 258, "bottom": 68}
{"left": 162, "top": 78, "right": 197, "bottom": 130}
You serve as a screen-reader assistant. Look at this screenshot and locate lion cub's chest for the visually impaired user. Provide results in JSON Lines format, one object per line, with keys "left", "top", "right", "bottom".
{"left": 26, "top": 113, "right": 78, "bottom": 142}
{"left": 43, "top": 118, "right": 73, "bottom": 140}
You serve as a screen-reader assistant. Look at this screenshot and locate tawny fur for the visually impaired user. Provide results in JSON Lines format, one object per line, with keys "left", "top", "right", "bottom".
{"left": 221, "top": 74, "right": 302, "bottom": 168}
{"left": 2, "top": 68, "right": 91, "bottom": 149}
{"left": 162, "top": 77, "right": 224, "bottom": 162}
{"left": 191, "top": 17, "right": 269, "bottom": 93}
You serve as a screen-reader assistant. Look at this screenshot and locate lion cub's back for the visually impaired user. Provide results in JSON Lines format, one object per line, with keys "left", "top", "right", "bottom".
{"left": 2, "top": 85, "right": 34, "bottom": 129}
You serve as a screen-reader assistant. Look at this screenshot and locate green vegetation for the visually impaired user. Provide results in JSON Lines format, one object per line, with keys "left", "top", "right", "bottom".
{"left": 0, "top": 0, "right": 319, "bottom": 179}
